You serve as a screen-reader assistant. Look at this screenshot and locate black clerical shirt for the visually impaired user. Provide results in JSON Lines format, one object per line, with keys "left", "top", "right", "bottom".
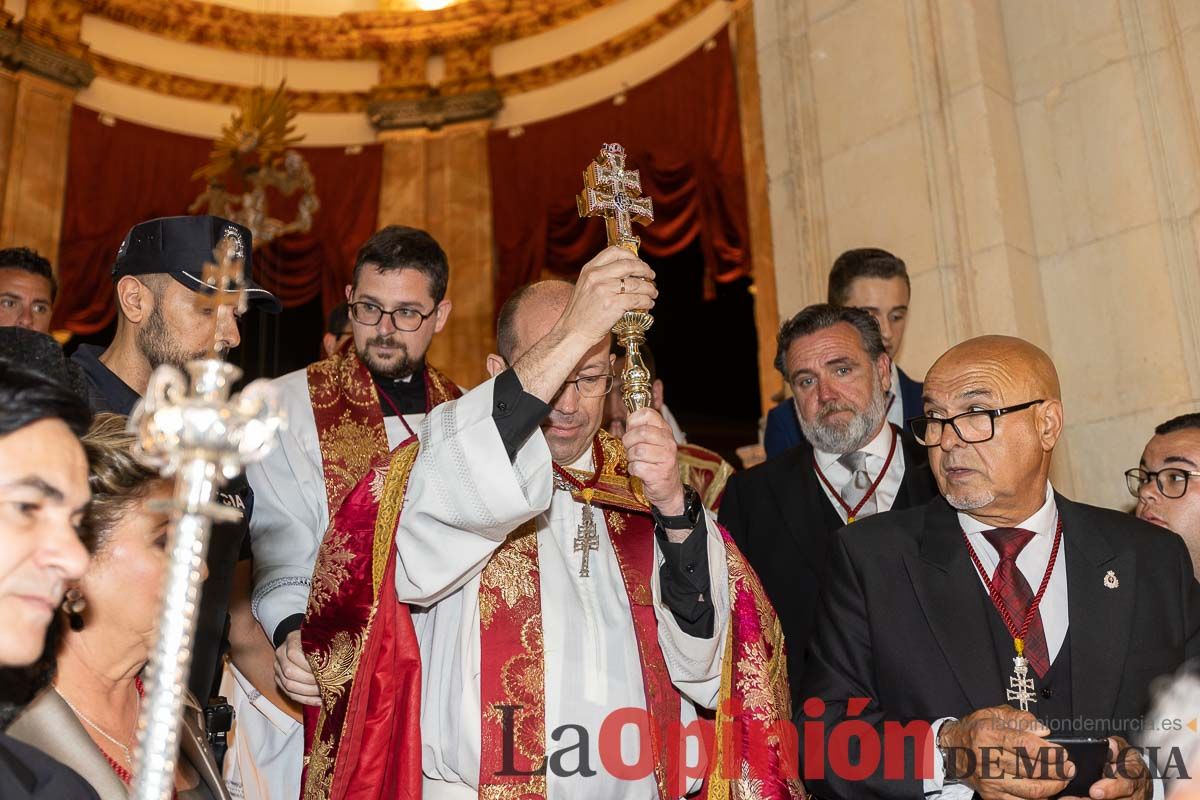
{"left": 374, "top": 370, "right": 427, "bottom": 417}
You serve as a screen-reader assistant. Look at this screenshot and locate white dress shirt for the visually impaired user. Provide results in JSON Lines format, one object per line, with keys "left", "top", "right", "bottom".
{"left": 812, "top": 421, "right": 907, "bottom": 523}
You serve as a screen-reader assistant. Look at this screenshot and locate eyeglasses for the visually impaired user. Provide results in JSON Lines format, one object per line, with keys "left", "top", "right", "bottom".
{"left": 556, "top": 371, "right": 615, "bottom": 399}
{"left": 1125, "top": 467, "right": 1200, "bottom": 499}
{"left": 909, "top": 399, "right": 1045, "bottom": 446}
{"left": 348, "top": 301, "right": 436, "bottom": 332}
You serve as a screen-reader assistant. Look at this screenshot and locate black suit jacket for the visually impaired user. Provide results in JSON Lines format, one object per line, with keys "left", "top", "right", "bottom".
{"left": 718, "top": 425, "right": 937, "bottom": 701}
{"left": 799, "top": 493, "right": 1200, "bottom": 800}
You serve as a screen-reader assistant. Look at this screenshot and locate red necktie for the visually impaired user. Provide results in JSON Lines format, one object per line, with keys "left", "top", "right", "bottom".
{"left": 981, "top": 528, "right": 1050, "bottom": 678}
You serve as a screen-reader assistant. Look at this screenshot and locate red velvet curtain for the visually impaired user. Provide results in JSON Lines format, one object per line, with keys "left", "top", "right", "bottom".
{"left": 488, "top": 30, "right": 750, "bottom": 314}
{"left": 54, "top": 106, "right": 382, "bottom": 334}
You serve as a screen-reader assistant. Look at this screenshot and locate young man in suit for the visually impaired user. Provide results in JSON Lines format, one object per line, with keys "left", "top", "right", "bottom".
{"left": 1130, "top": 412, "right": 1200, "bottom": 580}
{"left": 801, "top": 335, "right": 1197, "bottom": 800}
{"left": 719, "top": 304, "right": 937, "bottom": 699}
{"left": 764, "top": 248, "right": 922, "bottom": 458}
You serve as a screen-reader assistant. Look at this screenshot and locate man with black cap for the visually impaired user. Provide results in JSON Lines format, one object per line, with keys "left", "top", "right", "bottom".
{"left": 71, "top": 214, "right": 280, "bottom": 713}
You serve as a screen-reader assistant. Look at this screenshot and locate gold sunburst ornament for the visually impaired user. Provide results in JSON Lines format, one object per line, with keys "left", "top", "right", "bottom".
{"left": 190, "top": 82, "right": 319, "bottom": 247}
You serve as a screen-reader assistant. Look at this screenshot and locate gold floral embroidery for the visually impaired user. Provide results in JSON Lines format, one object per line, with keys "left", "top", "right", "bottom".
{"left": 496, "top": 615, "right": 546, "bottom": 762}
{"left": 368, "top": 465, "right": 388, "bottom": 503}
{"left": 479, "top": 523, "right": 538, "bottom": 629}
{"left": 319, "top": 414, "right": 386, "bottom": 505}
{"left": 308, "top": 528, "right": 354, "bottom": 615}
{"left": 596, "top": 428, "right": 626, "bottom": 476}
{"left": 372, "top": 443, "right": 420, "bottom": 595}
{"left": 479, "top": 781, "right": 548, "bottom": 800}
{"left": 607, "top": 509, "right": 625, "bottom": 534}
{"left": 309, "top": 630, "right": 363, "bottom": 709}
{"left": 302, "top": 732, "right": 335, "bottom": 800}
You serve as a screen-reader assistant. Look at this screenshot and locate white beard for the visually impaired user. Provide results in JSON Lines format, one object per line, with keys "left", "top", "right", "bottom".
{"left": 797, "top": 385, "right": 889, "bottom": 454}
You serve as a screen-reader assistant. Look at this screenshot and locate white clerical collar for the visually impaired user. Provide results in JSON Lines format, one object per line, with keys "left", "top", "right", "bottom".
{"left": 959, "top": 481, "right": 1057, "bottom": 537}
{"left": 813, "top": 419, "right": 894, "bottom": 471}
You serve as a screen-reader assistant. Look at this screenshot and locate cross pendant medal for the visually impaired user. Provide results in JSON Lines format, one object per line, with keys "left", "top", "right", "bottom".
{"left": 573, "top": 490, "right": 600, "bottom": 578}
{"left": 1006, "top": 655, "right": 1037, "bottom": 713}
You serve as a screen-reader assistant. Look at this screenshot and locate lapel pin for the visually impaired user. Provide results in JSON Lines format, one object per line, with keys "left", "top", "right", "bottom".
{"left": 1104, "top": 570, "right": 1119, "bottom": 589}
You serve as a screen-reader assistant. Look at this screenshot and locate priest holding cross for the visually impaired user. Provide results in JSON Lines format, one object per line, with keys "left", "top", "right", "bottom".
{"left": 298, "top": 144, "right": 798, "bottom": 800}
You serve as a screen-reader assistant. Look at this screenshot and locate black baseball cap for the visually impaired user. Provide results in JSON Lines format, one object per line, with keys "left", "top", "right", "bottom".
{"left": 112, "top": 215, "right": 281, "bottom": 313}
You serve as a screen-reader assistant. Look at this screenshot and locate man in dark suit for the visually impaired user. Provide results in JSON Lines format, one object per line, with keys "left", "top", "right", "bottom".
{"left": 765, "top": 248, "right": 922, "bottom": 459}
{"left": 721, "top": 304, "right": 937, "bottom": 699}
{"left": 800, "top": 335, "right": 1198, "bottom": 800}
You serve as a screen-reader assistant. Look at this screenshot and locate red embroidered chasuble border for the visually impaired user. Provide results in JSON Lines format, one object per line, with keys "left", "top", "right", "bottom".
{"left": 300, "top": 350, "right": 461, "bottom": 800}
{"left": 307, "top": 348, "right": 461, "bottom": 518}
{"left": 476, "top": 430, "right": 681, "bottom": 799}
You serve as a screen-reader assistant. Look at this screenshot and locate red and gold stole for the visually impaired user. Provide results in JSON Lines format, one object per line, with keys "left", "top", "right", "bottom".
{"left": 676, "top": 442, "right": 735, "bottom": 512}
{"left": 476, "top": 431, "right": 802, "bottom": 800}
{"left": 300, "top": 350, "right": 461, "bottom": 800}
{"left": 306, "top": 348, "right": 461, "bottom": 519}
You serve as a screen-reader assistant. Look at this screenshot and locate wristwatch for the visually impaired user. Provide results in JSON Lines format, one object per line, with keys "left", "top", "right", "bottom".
{"left": 651, "top": 485, "right": 702, "bottom": 531}
{"left": 938, "top": 724, "right": 962, "bottom": 787}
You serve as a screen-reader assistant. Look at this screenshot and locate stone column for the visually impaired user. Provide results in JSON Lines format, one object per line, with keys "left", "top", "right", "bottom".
{"left": 375, "top": 113, "right": 498, "bottom": 388}
{"left": 731, "top": 3, "right": 784, "bottom": 415}
{"left": 0, "top": 13, "right": 93, "bottom": 264}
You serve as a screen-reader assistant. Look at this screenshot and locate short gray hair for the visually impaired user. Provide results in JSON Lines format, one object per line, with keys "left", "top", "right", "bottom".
{"left": 774, "top": 304, "right": 886, "bottom": 377}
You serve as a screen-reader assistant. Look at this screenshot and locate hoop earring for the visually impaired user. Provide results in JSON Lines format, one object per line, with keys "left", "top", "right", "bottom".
{"left": 62, "top": 588, "right": 86, "bottom": 631}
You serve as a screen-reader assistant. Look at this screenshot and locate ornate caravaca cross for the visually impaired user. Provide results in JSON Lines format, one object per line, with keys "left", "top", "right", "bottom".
{"left": 196, "top": 230, "right": 250, "bottom": 359}
{"left": 577, "top": 143, "right": 657, "bottom": 412}
{"left": 1007, "top": 657, "right": 1037, "bottom": 713}
{"left": 573, "top": 497, "right": 600, "bottom": 578}
{"left": 577, "top": 143, "right": 654, "bottom": 253}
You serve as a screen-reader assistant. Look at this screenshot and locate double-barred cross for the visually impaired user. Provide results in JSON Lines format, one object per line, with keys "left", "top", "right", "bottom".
{"left": 196, "top": 231, "right": 249, "bottom": 358}
{"left": 576, "top": 143, "right": 654, "bottom": 253}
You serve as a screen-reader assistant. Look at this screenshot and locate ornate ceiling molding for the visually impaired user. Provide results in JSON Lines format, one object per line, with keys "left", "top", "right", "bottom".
{"left": 368, "top": 88, "right": 501, "bottom": 130}
{"left": 85, "top": 0, "right": 717, "bottom": 120}
{"left": 81, "top": 0, "right": 620, "bottom": 59}
{"left": 0, "top": 18, "right": 94, "bottom": 89}
{"left": 89, "top": 52, "right": 366, "bottom": 112}
{"left": 495, "top": 0, "right": 712, "bottom": 95}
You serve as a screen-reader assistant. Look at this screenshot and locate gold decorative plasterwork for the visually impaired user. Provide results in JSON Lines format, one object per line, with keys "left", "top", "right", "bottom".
{"left": 494, "top": 0, "right": 712, "bottom": 96}
{"left": 89, "top": 52, "right": 368, "bottom": 112}
{"left": 84, "top": 0, "right": 717, "bottom": 116}
{"left": 80, "top": 0, "right": 620, "bottom": 59}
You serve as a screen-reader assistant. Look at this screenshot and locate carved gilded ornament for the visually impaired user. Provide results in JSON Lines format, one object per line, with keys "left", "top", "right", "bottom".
{"left": 81, "top": 0, "right": 619, "bottom": 58}
{"left": 77, "top": 0, "right": 718, "bottom": 117}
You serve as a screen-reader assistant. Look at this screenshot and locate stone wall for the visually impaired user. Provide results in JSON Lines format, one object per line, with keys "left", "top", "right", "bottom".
{"left": 752, "top": 0, "right": 1200, "bottom": 509}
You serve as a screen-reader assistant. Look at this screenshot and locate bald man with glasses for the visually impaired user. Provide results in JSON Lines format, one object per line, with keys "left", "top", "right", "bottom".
{"left": 800, "top": 335, "right": 1200, "bottom": 800}
{"left": 1129, "top": 413, "right": 1200, "bottom": 581}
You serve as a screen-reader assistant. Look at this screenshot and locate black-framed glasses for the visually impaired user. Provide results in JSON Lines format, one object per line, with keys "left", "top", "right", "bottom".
{"left": 348, "top": 301, "right": 437, "bottom": 332}
{"left": 556, "top": 371, "right": 615, "bottom": 399}
{"left": 909, "top": 399, "right": 1045, "bottom": 446}
{"left": 1125, "top": 467, "right": 1200, "bottom": 499}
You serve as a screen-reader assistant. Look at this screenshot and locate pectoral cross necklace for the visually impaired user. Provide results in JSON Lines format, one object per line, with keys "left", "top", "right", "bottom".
{"left": 962, "top": 519, "right": 1062, "bottom": 712}
{"left": 553, "top": 439, "right": 605, "bottom": 578}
